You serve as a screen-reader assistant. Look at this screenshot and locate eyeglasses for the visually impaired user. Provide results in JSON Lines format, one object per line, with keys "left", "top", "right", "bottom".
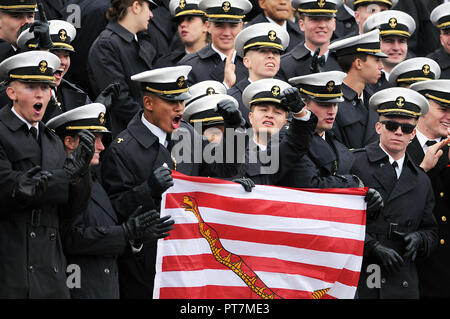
{"left": 380, "top": 121, "right": 416, "bottom": 134}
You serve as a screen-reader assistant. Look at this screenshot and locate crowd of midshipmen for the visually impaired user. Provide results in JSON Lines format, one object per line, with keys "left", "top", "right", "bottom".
{"left": 0, "top": 0, "right": 449, "bottom": 299}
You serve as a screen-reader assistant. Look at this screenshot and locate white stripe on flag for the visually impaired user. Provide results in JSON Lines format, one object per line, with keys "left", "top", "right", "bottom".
{"left": 158, "top": 238, "right": 363, "bottom": 272}
{"left": 157, "top": 269, "right": 332, "bottom": 293}
{"left": 165, "top": 206, "right": 366, "bottom": 241}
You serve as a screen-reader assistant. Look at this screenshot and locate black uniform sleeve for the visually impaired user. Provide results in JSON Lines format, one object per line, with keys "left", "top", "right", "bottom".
{"left": 101, "top": 144, "right": 157, "bottom": 222}
{"left": 88, "top": 38, "right": 142, "bottom": 128}
{"left": 61, "top": 214, "right": 126, "bottom": 257}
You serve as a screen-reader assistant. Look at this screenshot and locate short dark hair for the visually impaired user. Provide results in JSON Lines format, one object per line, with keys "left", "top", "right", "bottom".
{"left": 336, "top": 53, "right": 368, "bottom": 73}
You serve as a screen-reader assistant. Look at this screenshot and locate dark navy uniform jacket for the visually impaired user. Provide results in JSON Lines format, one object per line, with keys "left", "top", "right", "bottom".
{"left": 277, "top": 41, "right": 341, "bottom": 81}
{"left": 407, "top": 137, "right": 450, "bottom": 298}
{"left": 351, "top": 142, "right": 438, "bottom": 299}
{"left": 232, "top": 115, "right": 317, "bottom": 186}
{"left": 0, "top": 38, "right": 15, "bottom": 63}
{"left": 101, "top": 112, "right": 240, "bottom": 298}
{"left": 178, "top": 44, "right": 249, "bottom": 85}
{"left": 332, "top": 83, "right": 379, "bottom": 150}
{"left": 0, "top": 106, "right": 91, "bottom": 298}
{"left": 333, "top": 6, "right": 358, "bottom": 40}
{"left": 427, "top": 47, "right": 450, "bottom": 80}
{"left": 62, "top": 173, "right": 126, "bottom": 299}
{"left": 276, "top": 121, "right": 359, "bottom": 189}
{"left": 227, "top": 78, "right": 251, "bottom": 127}
{"left": 88, "top": 22, "right": 157, "bottom": 136}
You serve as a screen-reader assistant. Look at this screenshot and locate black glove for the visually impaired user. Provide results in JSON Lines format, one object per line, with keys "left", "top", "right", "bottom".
{"left": 147, "top": 166, "right": 174, "bottom": 198}
{"left": 144, "top": 213, "right": 175, "bottom": 240}
{"left": 365, "top": 188, "right": 384, "bottom": 219}
{"left": 232, "top": 177, "right": 255, "bottom": 192}
{"left": 12, "top": 166, "right": 52, "bottom": 205}
{"left": 371, "top": 242, "right": 404, "bottom": 274}
{"left": 122, "top": 206, "right": 159, "bottom": 241}
{"left": 94, "top": 82, "right": 120, "bottom": 112}
{"left": 215, "top": 99, "right": 245, "bottom": 128}
{"left": 279, "top": 87, "right": 305, "bottom": 114}
{"left": 122, "top": 206, "right": 175, "bottom": 241}
{"left": 393, "top": 231, "right": 423, "bottom": 261}
{"left": 63, "top": 130, "right": 95, "bottom": 182}
{"left": 29, "top": 20, "right": 53, "bottom": 50}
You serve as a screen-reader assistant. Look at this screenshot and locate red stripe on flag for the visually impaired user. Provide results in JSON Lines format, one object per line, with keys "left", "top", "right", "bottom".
{"left": 165, "top": 192, "right": 366, "bottom": 225}
{"left": 171, "top": 171, "right": 368, "bottom": 196}
{"left": 161, "top": 254, "right": 361, "bottom": 287}
{"left": 159, "top": 285, "right": 314, "bottom": 299}
{"left": 167, "top": 222, "right": 364, "bottom": 255}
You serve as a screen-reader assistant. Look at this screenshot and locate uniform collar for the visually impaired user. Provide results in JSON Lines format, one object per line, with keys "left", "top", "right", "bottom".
{"left": 415, "top": 128, "right": 441, "bottom": 152}
{"left": 106, "top": 22, "right": 135, "bottom": 43}
{"left": 291, "top": 41, "right": 310, "bottom": 59}
{"left": 11, "top": 105, "right": 39, "bottom": 135}
{"left": 211, "top": 43, "right": 236, "bottom": 62}
{"left": 141, "top": 113, "right": 168, "bottom": 147}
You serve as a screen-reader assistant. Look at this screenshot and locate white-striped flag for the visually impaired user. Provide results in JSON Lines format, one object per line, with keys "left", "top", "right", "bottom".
{"left": 154, "top": 172, "right": 367, "bottom": 299}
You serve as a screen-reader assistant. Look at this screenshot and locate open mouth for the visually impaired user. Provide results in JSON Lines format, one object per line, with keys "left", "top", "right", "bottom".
{"left": 172, "top": 115, "right": 182, "bottom": 129}
{"left": 33, "top": 103, "right": 43, "bottom": 113}
{"left": 54, "top": 70, "right": 63, "bottom": 81}
{"left": 263, "top": 120, "right": 274, "bottom": 127}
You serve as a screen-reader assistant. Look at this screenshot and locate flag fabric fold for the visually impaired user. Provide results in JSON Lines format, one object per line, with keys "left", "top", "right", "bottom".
{"left": 154, "top": 171, "right": 367, "bottom": 299}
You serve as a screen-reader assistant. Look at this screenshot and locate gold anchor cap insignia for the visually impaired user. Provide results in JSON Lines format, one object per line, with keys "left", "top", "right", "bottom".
{"left": 422, "top": 64, "right": 430, "bottom": 76}
{"left": 222, "top": 1, "right": 231, "bottom": 12}
{"left": 206, "top": 87, "right": 215, "bottom": 95}
{"left": 98, "top": 112, "right": 105, "bottom": 124}
{"left": 396, "top": 96, "right": 405, "bottom": 108}
{"left": 271, "top": 85, "right": 280, "bottom": 97}
{"left": 39, "top": 60, "right": 48, "bottom": 73}
{"left": 59, "top": 29, "right": 67, "bottom": 41}
{"left": 326, "top": 80, "right": 335, "bottom": 92}
{"left": 318, "top": 0, "right": 326, "bottom": 8}
{"left": 177, "top": 76, "right": 185, "bottom": 88}
{"left": 179, "top": 0, "right": 186, "bottom": 9}
{"left": 268, "top": 30, "right": 277, "bottom": 41}
{"left": 389, "top": 17, "right": 397, "bottom": 28}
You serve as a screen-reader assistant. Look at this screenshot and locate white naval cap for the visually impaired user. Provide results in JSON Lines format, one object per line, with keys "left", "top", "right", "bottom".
{"left": 183, "top": 80, "right": 236, "bottom": 126}
{"left": 0, "top": 50, "right": 60, "bottom": 85}
{"left": 17, "top": 19, "right": 77, "bottom": 52}
{"left": 410, "top": 80, "right": 450, "bottom": 108}
{"left": 199, "top": 0, "right": 252, "bottom": 22}
{"left": 234, "top": 23, "right": 290, "bottom": 58}
{"left": 242, "top": 78, "right": 292, "bottom": 110}
{"left": 369, "top": 87, "right": 429, "bottom": 118}
{"left": 430, "top": 2, "right": 450, "bottom": 30}
{"left": 292, "top": 0, "right": 342, "bottom": 16}
{"left": 46, "top": 103, "right": 110, "bottom": 135}
{"left": 328, "top": 29, "right": 387, "bottom": 58}
{"left": 389, "top": 57, "right": 441, "bottom": 87}
{"left": 131, "top": 65, "right": 192, "bottom": 101}
{"left": 289, "top": 70, "right": 347, "bottom": 103}
{"left": 169, "top": 0, "right": 205, "bottom": 18}
{"left": 362, "top": 10, "right": 416, "bottom": 38}
{"left": 346, "top": 0, "right": 398, "bottom": 11}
